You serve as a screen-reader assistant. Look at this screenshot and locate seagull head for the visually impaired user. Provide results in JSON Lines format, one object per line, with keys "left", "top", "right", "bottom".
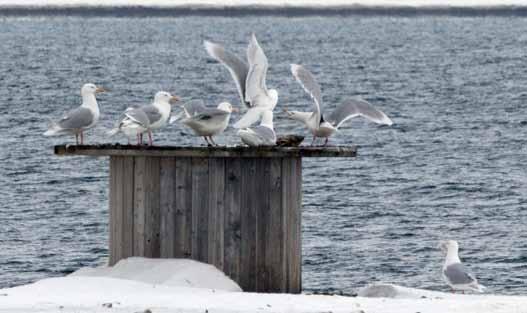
{"left": 154, "top": 91, "right": 180, "bottom": 105}
{"left": 81, "top": 83, "right": 107, "bottom": 96}
{"left": 217, "top": 102, "right": 238, "bottom": 113}
{"left": 438, "top": 240, "right": 459, "bottom": 255}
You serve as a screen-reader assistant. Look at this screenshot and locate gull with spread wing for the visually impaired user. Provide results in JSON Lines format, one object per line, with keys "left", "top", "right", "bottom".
{"left": 204, "top": 34, "right": 278, "bottom": 129}
{"left": 285, "top": 64, "right": 393, "bottom": 146}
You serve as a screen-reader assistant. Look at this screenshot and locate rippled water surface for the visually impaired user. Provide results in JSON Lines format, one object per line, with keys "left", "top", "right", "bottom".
{"left": 0, "top": 15, "right": 526, "bottom": 294}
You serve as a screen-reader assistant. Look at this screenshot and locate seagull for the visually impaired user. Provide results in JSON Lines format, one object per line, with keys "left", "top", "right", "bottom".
{"left": 107, "top": 107, "right": 150, "bottom": 145}
{"left": 43, "top": 83, "right": 106, "bottom": 145}
{"left": 178, "top": 100, "right": 237, "bottom": 146}
{"left": 438, "top": 240, "right": 486, "bottom": 294}
{"left": 285, "top": 64, "right": 393, "bottom": 146}
{"left": 204, "top": 33, "right": 278, "bottom": 129}
{"left": 237, "top": 110, "right": 276, "bottom": 147}
{"left": 139, "top": 91, "right": 180, "bottom": 145}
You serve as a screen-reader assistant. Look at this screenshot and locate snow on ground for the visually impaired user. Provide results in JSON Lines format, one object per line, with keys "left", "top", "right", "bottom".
{"left": 0, "top": 257, "right": 526, "bottom": 313}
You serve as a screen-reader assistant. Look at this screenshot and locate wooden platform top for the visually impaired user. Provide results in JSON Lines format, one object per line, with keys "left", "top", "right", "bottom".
{"left": 54, "top": 144, "right": 357, "bottom": 158}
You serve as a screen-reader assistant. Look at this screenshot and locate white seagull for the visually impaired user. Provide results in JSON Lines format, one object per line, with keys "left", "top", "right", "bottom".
{"left": 178, "top": 100, "right": 237, "bottom": 146}
{"left": 139, "top": 91, "right": 180, "bottom": 145}
{"left": 285, "top": 64, "right": 393, "bottom": 146}
{"left": 237, "top": 110, "right": 276, "bottom": 147}
{"left": 107, "top": 107, "right": 150, "bottom": 145}
{"left": 438, "top": 240, "right": 486, "bottom": 294}
{"left": 204, "top": 33, "right": 278, "bottom": 129}
{"left": 43, "top": 83, "right": 106, "bottom": 145}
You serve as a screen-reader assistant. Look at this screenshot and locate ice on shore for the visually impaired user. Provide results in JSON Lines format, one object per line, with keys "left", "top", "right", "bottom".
{"left": 1, "top": 257, "right": 526, "bottom": 313}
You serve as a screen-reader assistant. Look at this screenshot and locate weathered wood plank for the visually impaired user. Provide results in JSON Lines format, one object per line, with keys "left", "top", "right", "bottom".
{"left": 223, "top": 158, "right": 242, "bottom": 285}
{"left": 175, "top": 157, "right": 193, "bottom": 258}
{"left": 267, "top": 157, "right": 285, "bottom": 292}
{"left": 54, "top": 144, "right": 357, "bottom": 158}
{"left": 191, "top": 157, "right": 209, "bottom": 263}
{"left": 121, "top": 157, "right": 135, "bottom": 260}
{"left": 133, "top": 156, "right": 146, "bottom": 256}
{"left": 208, "top": 158, "right": 225, "bottom": 271}
{"left": 239, "top": 158, "right": 258, "bottom": 291}
{"left": 160, "top": 157, "right": 176, "bottom": 258}
{"left": 290, "top": 157, "right": 302, "bottom": 293}
{"left": 255, "top": 158, "right": 271, "bottom": 292}
{"left": 109, "top": 156, "right": 123, "bottom": 265}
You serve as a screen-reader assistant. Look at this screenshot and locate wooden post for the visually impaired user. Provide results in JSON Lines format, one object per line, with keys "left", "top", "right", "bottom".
{"left": 55, "top": 145, "right": 357, "bottom": 294}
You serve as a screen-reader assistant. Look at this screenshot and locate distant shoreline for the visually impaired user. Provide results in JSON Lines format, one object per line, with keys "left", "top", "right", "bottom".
{"left": 1, "top": 5, "right": 527, "bottom": 17}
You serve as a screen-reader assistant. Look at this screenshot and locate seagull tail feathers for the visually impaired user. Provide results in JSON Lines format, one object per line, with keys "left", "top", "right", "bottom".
{"left": 43, "top": 120, "right": 61, "bottom": 136}
{"left": 107, "top": 128, "right": 120, "bottom": 137}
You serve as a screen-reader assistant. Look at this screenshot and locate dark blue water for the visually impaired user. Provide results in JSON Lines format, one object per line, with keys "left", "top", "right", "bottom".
{"left": 0, "top": 15, "right": 526, "bottom": 295}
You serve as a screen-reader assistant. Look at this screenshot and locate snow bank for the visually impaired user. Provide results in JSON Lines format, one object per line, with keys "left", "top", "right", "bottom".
{"left": 1, "top": 258, "right": 526, "bottom": 313}
{"left": 69, "top": 257, "right": 242, "bottom": 292}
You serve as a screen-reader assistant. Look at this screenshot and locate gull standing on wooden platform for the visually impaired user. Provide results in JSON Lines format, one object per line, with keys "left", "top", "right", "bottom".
{"left": 175, "top": 100, "right": 237, "bottom": 146}
{"left": 285, "top": 64, "right": 393, "bottom": 146}
{"left": 139, "top": 91, "right": 179, "bottom": 145}
{"left": 107, "top": 107, "right": 150, "bottom": 145}
{"left": 204, "top": 34, "right": 278, "bottom": 129}
{"left": 43, "top": 83, "right": 106, "bottom": 145}
{"left": 438, "top": 240, "right": 486, "bottom": 293}
{"left": 237, "top": 110, "right": 276, "bottom": 147}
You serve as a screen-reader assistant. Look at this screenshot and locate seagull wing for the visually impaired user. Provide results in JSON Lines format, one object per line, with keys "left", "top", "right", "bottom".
{"left": 290, "top": 64, "right": 323, "bottom": 121}
{"left": 327, "top": 97, "right": 393, "bottom": 129}
{"left": 183, "top": 99, "right": 208, "bottom": 117}
{"left": 204, "top": 40, "right": 250, "bottom": 108}
{"left": 57, "top": 107, "right": 94, "bottom": 130}
{"left": 245, "top": 34, "right": 270, "bottom": 105}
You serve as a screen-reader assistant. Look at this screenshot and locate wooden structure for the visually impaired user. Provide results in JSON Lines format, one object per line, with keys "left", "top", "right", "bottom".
{"left": 55, "top": 144, "right": 357, "bottom": 293}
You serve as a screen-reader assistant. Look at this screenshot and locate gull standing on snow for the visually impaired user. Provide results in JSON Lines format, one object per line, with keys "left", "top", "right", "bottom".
{"left": 285, "top": 64, "right": 393, "bottom": 146}
{"left": 139, "top": 91, "right": 180, "bottom": 145}
{"left": 237, "top": 110, "right": 276, "bottom": 147}
{"left": 204, "top": 34, "right": 278, "bottom": 129}
{"left": 438, "top": 240, "right": 486, "bottom": 293}
{"left": 43, "top": 83, "right": 106, "bottom": 144}
{"left": 177, "top": 100, "right": 237, "bottom": 146}
{"left": 107, "top": 107, "right": 150, "bottom": 145}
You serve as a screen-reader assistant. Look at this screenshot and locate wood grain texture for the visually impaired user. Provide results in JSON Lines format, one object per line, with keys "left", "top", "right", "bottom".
{"left": 109, "top": 156, "right": 123, "bottom": 265}
{"left": 223, "top": 158, "right": 242, "bottom": 284}
{"left": 55, "top": 144, "right": 357, "bottom": 158}
{"left": 160, "top": 157, "right": 176, "bottom": 258}
{"left": 239, "top": 158, "right": 258, "bottom": 292}
{"left": 191, "top": 157, "right": 209, "bottom": 263}
{"left": 175, "top": 157, "right": 193, "bottom": 258}
{"left": 208, "top": 158, "right": 225, "bottom": 270}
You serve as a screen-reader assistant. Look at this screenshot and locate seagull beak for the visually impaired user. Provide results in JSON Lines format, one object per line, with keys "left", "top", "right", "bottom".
{"left": 170, "top": 95, "right": 180, "bottom": 104}
{"left": 95, "top": 86, "right": 107, "bottom": 93}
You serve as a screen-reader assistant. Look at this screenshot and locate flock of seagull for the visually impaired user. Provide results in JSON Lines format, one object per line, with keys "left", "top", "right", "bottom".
{"left": 44, "top": 34, "right": 393, "bottom": 147}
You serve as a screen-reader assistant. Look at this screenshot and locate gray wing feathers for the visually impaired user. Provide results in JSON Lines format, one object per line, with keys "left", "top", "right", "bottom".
{"left": 444, "top": 263, "right": 476, "bottom": 285}
{"left": 58, "top": 107, "right": 93, "bottom": 129}
{"left": 140, "top": 105, "right": 162, "bottom": 124}
{"left": 204, "top": 40, "right": 250, "bottom": 108}
{"left": 191, "top": 109, "right": 229, "bottom": 122}
{"left": 123, "top": 108, "right": 150, "bottom": 128}
{"left": 245, "top": 34, "right": 269, "bottom": 102}
{"left": 290, "top": 64, "right": 323, "bottom": 115}
{"left": 327, "top": 98, "right": 393, "bottom": 128}
{"left": 252, "top": 125, "right": 276, "bottom": 142}
{"left": 183, "top": 100, "right": 207, "bottom": 117}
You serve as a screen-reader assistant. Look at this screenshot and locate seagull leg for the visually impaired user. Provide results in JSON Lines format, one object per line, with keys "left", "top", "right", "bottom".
{"left": 323, "top": 137, "right": 329, "bottom": 146}
{"left": 209, "top": 136, "right": 218, "bottom": 146}
{"left": 203, "top": 136, "right": 212, "bottom": 146}
{"left": 148, "top": 131, "right": 153, "bottom": 146}
{"left": 75, "top": 134, "right": 79, "bottom": 145}
{"left": 80, "top": 131, "right": 84, "bottom": 145}
{"left": 310, "top": 136, "right": 317, "bottom": 146}
{"left": 140, "top": 133, "right": 143, "bottom": 145}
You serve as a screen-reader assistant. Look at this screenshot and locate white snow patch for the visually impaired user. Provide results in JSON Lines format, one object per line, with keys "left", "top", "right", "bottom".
{"left": 69, "top": 257, "right": 242, "bottom": 292}
{"left": 1, "top": 258, "right": 527, "bottom": 313}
